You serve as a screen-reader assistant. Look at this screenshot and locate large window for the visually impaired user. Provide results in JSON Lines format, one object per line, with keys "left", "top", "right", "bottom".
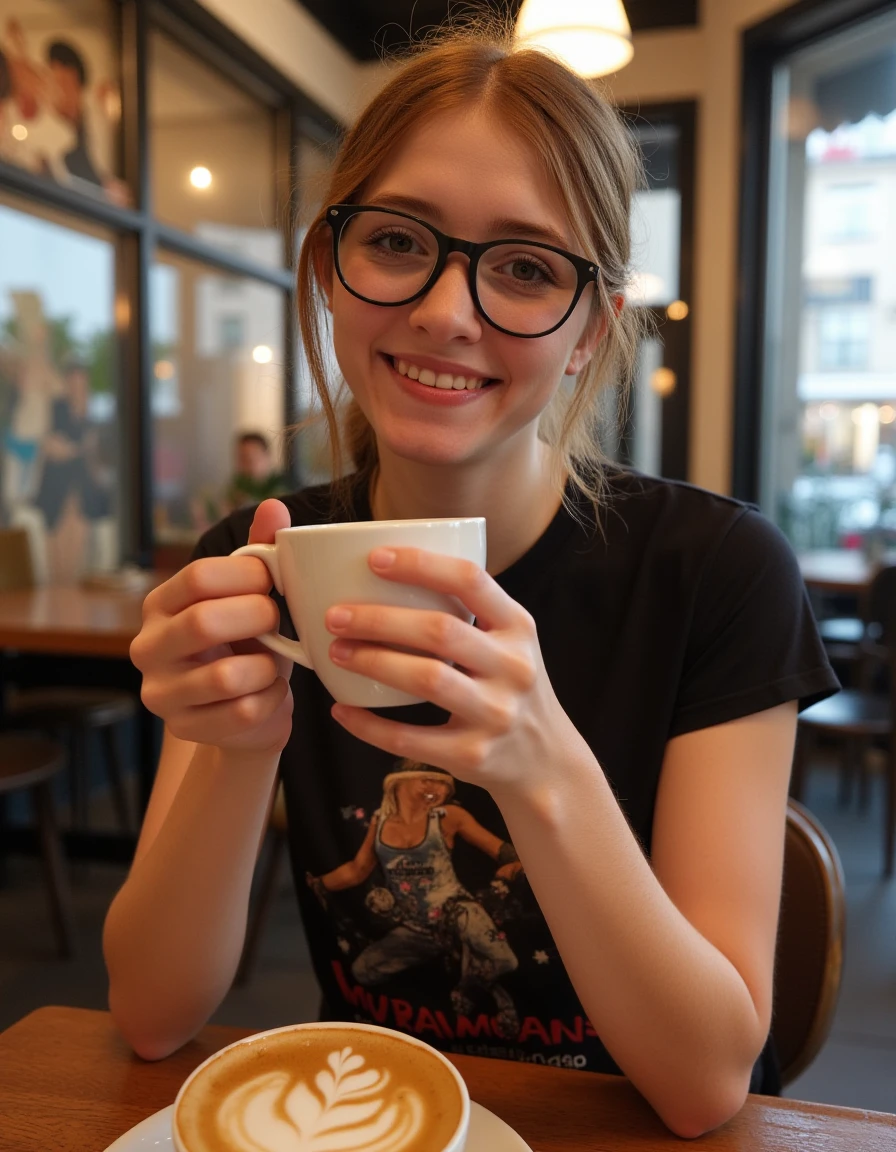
{"left": 0, "top": 194, "right": 118, "bottom": 581}
{"left": 738, "top": 4, "right": 896, "bottom": 553}
{"left": 0, "top": 0, "right": 337, "bottom": 575}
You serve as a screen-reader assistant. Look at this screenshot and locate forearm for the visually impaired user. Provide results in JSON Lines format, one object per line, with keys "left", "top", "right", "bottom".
{"left": 103, "top": 745, "right": 280, "bottom": 1060}
{"left": 492, "top": 729, "right": 764, "bottom": 1138}
{"left": 321, "top": 862, "right": 365, "bottom": 889}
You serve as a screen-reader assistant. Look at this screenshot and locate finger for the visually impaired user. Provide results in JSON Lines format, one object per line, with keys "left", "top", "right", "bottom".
{"left": 147, "top": 556, "right": 277, "bottom": 618}
{"left": 248, "top": 498, "right": 291, "bottom": 544}
{"left": 329, "top": 641, "right": 505, "bottom": 726}
{"left": 325, "top": 604, "right": 505, "bottom": 677}
{"left": 147, "top": 499, "right": 290, "bottom": 618}
{"left": 367, "top": 548, "right": 521, "bottom": 631}
{"left": 170, "top": 677, "right": 292, "bottom": 744}
{"left": 145, "top": 652, "right": 282, "bottom": 712}
{"left": 136, "top": 593, "right": 280, "bottom": 665}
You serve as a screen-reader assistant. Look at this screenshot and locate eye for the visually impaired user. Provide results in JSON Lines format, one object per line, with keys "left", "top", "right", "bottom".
{"left": 493, "top": 252, "right": 558, "bottom": 287}
{"left": 364, "top": 227, "right": 426, "bottom": 256}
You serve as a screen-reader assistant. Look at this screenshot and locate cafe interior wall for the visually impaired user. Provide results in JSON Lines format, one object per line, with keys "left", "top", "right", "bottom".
{"left": 196, "top": 0, "right": 803, "bottom": 498}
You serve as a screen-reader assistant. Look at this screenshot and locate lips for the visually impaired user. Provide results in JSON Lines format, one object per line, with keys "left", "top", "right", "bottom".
{"left": 385, "top": 355, "right": 499, "bottom": 391}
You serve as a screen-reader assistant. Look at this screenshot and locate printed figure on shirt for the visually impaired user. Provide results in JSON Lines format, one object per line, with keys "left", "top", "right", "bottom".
{"left": 307, "top": 760, "right": 525, "bottom": 1039}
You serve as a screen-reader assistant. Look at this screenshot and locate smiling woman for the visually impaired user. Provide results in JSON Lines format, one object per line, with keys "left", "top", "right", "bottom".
{"left": 104, "top": 21, "right": 840, "bottom": 1142}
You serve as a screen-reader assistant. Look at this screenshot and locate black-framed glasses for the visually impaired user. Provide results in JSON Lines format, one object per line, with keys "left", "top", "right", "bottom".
{"left": 325, "top": 204, "right": 600, "bottom": 339}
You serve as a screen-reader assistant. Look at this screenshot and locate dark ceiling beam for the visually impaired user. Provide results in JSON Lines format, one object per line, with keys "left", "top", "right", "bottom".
{"left": 297, "top": 1, "right": 699, "bottom": 62}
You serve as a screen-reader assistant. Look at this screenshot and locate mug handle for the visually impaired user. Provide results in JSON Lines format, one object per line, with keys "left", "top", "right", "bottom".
{"left": 231, "top": 542, "right": 313, "bottom": 670}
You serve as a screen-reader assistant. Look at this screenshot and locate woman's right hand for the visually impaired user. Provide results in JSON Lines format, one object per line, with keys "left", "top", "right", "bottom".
{"left": 130, "top": 499, "right": 294, "bottom": 754}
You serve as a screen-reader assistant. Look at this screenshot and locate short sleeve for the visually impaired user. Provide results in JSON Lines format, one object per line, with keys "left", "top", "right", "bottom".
{"left": 668, "top": 509, "right": 840, "bottom": 738}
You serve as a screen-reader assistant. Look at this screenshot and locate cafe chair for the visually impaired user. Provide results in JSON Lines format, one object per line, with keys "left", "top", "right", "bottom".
{"left": 772, "top": 799, "right": 845, "bottom": 1088}
{"left": 234, "top": 783, "right": 289, "bottom": 986}
{"left": 0, "top": 527, "right": 136, "bottom": 834}
{"left": 0, "top": 734, "right": 76, "bottom": 957}
{"left": 792, "top": 562, "right": 896, "bottom": 877}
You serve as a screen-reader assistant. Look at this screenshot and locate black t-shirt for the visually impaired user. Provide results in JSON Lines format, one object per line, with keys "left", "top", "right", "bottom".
{"left": 192, "top": 469, "right": 838, "bottom": 1086}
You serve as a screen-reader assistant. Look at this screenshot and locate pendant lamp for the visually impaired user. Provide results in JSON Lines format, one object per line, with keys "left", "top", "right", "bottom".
{"left": 514, "top": 0, "right": 634, "bottom": 78}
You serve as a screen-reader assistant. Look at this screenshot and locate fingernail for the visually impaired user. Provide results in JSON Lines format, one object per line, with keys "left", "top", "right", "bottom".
{"left": 330, "top": 639, "right": 353, "bottom": 661}
{"left": 327, "top": 607, "right": 352, "bottom": 630}
{"left": 370, "top": 547, "right": 397, "bottom": 569}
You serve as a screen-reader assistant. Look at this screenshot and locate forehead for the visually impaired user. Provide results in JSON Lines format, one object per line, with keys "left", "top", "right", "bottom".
{"left": 363, "top": 106, "right": 574, "bottom": 246}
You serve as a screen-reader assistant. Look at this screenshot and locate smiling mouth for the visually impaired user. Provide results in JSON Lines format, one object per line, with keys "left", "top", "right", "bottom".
{"left": 386, "top": 355, "right": 498, "bottom": 391}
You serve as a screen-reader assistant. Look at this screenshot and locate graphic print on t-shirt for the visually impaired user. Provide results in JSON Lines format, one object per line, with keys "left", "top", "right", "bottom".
{"left": 305, "top": 758, "right": 588, "bottom": 1059}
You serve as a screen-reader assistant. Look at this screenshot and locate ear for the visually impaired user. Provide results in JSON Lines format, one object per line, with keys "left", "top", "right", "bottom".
{"left": 311, "top": 230, "right": 335, "bottom": 312}
{"left": 564, "top": 293, "right": 625, "bottom": 375}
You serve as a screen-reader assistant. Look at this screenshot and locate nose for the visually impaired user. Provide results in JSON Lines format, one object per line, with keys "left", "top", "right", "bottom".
{"left": 407, "top": 253, "right": 482, "bottom": 343}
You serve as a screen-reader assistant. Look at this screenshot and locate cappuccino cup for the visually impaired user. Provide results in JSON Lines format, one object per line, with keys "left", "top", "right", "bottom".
{"left": 231, "top": 518, "right": 486, "bottom": 707}
{"left": 172, "top": 1020, "right": 471, "bottom": 1152}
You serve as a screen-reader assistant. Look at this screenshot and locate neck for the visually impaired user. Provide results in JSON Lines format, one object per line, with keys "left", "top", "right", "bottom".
{"left": 371, "top": 440, "right": 564, "bottom": 576}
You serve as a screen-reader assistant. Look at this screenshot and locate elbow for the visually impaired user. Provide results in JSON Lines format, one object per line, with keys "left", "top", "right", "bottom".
{"left": 655, "top": 1077, "right": 750, "bottom": 1140}
{"left": 108, "top": 985, "right": 196, "bottom": 1062}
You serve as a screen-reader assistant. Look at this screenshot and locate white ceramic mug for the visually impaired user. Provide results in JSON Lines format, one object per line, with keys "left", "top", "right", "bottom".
{"left": 232, "top": 518, "right": 486, "bottom": 707}
{"left": 172, "top": 1020, "right": 471, "bottom": 1152}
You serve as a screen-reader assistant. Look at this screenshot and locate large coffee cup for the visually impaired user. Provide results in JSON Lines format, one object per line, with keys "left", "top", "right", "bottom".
{"left": 232, "top": 518, "right": 486, "bottom": 707}
{"left": 172, "top": 1020, "right": 471, "bottom": 1152}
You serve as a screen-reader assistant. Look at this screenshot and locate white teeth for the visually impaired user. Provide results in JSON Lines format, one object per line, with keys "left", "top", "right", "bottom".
{"left": 392, "top": 357, "right": 487, "bottom": 391}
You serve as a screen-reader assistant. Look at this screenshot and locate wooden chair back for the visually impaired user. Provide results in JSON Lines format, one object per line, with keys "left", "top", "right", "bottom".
{"left": 772, "top": 799, "right": 846, "bottom": 1087}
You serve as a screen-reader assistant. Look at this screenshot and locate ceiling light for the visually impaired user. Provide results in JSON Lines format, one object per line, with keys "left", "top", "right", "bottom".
{"left": 515, "top": 0, "right": 633, "bottom": 78}
{"left": 252, "top": 344, "right": 273, "bottom": 364}
{"left": 189, "top": 166, "right": 212, "bottom": 190}
{"left": 650, "top": 367, "right": 676, "bottom": 398}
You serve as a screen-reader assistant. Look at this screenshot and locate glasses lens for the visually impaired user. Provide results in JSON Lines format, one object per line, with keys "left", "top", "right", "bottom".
{"left": 336, "top": 210, "right": 438, "bottom": 304}
{"left": 477, "top": 243, "right": 579, "bottom": 335}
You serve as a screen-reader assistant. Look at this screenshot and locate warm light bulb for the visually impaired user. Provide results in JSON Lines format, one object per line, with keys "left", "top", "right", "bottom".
{"left": 515, "top": 0, "right": 633, "bottom": 78}
{"left": 11, "top": 124, "right": 28, "bottom": 141}
{"left": 252, "top": 344, "right": 273, "bottom": 364}
{"left": 650, "top": 367, "right": 677, "bottom": 397}
{"left": 879, "top": 405, "right": 896, "bottom": 425}
{"left": 666, "top": 300, "right": 689, "bottom": 321}
{"left": 190, "top": 166, "right": 212, "bottom": 189}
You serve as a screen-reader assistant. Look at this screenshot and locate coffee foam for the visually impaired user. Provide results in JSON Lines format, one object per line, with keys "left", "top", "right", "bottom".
{"left": 175, "top": 1027, "right": 464, "bottom": 1152}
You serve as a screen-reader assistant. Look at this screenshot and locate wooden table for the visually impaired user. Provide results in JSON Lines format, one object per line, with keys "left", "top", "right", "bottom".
{"left": 798, "top": 549, "right": 896, "bottom": 595}
{"left": 0, "top": 578, "right": 159, "bottom": 659}
{"left": 1, "top": 1007, "right": 893, "bottom": 1151}
{"left": 0, "top": 578, "right": 163, "bottom": 863}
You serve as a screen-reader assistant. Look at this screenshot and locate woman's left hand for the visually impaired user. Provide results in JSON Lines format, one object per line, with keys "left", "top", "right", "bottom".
{"left": 325, "top": 545, "right": 576, "bottom": 793}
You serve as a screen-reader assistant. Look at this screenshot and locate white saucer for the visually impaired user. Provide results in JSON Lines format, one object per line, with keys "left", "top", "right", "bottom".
{"left": 104, "top": 1099, "right": 532, "bottom": 1151}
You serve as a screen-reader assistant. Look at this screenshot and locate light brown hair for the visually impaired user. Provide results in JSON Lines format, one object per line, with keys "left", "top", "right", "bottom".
{"left": 296, "top": 23, "right": 645, "bottom": 519}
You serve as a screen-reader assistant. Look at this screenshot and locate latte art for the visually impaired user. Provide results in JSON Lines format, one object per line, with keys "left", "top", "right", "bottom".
{"left": 174, "top": 1025, "right": 467, "bottom": 1152}
{"left": 217, "top": 1047, "right": 424, "bottom": 1152}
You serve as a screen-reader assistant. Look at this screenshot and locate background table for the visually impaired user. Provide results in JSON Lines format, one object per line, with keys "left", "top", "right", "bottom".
{"left": 1, "top": 1007, "right": 893, "bottom": 1151}
{"left": 0, "top": 578, "right": 163, "bottom": 864}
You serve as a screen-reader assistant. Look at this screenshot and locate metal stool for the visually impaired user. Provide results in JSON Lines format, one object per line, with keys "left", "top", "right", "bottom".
{"left": 0, "top": 734, "right": 76, "bottom": 957}
{"left": 6, "top": 688, "right": 135, "bottom": 834}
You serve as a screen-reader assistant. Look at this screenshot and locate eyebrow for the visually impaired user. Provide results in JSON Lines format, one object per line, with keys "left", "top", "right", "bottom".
{"left": 367, "top": 193, "right": 574, "bottom": 251}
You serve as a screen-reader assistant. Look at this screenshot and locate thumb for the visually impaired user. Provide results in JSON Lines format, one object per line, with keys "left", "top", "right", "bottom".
{"left": 248, "top": 498, "right": 291, "bottom": 545}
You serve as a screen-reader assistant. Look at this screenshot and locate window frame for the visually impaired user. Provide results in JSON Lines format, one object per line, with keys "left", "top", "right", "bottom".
{"left": 0, "top": 0, "right": 341, "bottom": 564}
{"left": 733, "top": 0, "right": 896, "bottom": 503}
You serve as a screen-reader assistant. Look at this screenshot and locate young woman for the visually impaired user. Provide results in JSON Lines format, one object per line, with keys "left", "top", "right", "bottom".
{"left": 104, "top": 29, "right": 838, "bottom": 1138}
